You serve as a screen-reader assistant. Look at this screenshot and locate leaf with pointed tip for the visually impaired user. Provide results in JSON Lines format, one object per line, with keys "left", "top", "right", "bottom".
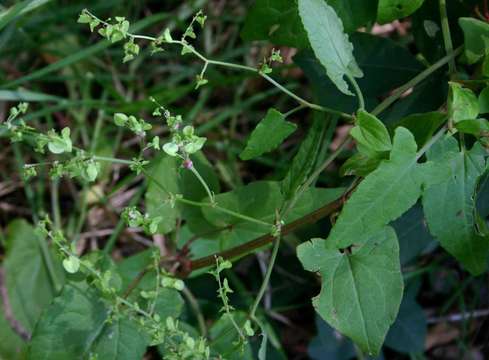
{"left": 297, "top": 226, "right": 403, "bottom": 356}
{"left": 328, "top": 127, "right": 444, "bottom": 249}
{"left": 422, "top": 137, "right": 489, "bottom": 275}
{"left": 240, "top": 109, "right": 297, "bottom": 161}
{"left": 350, "top": 110, "right": 392, "bottom": 152}
{"left": 298, "top": 0, "right": 363, "bottom": 96}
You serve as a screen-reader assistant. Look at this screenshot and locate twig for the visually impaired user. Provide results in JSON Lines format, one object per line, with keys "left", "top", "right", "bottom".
{"left": 428, "top": 309, "right": 489, "bottom": 324}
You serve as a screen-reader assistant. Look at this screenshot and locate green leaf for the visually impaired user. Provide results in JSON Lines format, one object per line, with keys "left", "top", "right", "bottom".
{"left": 308, "top": 316, "right": 355, "bottom": 360}
{"left": 394, "top": 112, "right": 446, "bottom": 147}
{"left": 29, "top": 283, "right": 145, "bottom": 359}
{"left": 325, "top": 0, "right": 378, "bottom": 34}
{"left": 241, "top": 0, "right": 377, "bottom": 48}
{"left": 327, "top": 127, "right": 444, "bottom": 248}
{"left": 62, "top": 256, "right": 80, "bottom": 274}
{"left": 48, "top": 128, "right": 72, "bottom": 154}
{"left": 455, "top": 119, "right": 489, "bottom": 136}
{"left": 478, "top": 86, "right": 489, "bottom": 114}
{"left": 350, "top": 110, "right": 392, "bottom": 152}
{"left": 377, "top": 0, "right": 425, "bottom": 24}
{"left": 203, "top": 181, "right": 345, "bottom": 248}
{"left": 298, "top": 0, "right": 363, "bottom": 96}
{"left": 282, "top": 115, "right": 329, "bottom": 200}
{"left": 391, "top": 205, "right": 434, "bottom": 266}
{"left": 448, "top": 83, "right": 479, "bottom": 123}
{"left": 422, "top": 137, "right": 489, "bottom": 275}
{"left": 459, "top": 17, "right": 489, "bottom": 64}
{"left": 209, "top": 312, "right": 253, "bottom": 360}
{"left": 145, "top": 155, "right": 181, "bottom": 234}
{"left": 297, "top": 226, "right": 403, "bottom": 356}
{"left": 295, "top": 33, "right": 424, "bottom": 114}
{"left": 384, "top": 295, "right": 427, "bottom": 354}
{"left": 90, "top": 317, "right": 148, "bottom": 360}
{"left": 340, "top": 152, "right": 385, "bottom": 177}
{"left": 239, "top": 109, "right": 297, "bottom": 161}
{"left": 4, "top": 220, "right": 64, "bottom": 332}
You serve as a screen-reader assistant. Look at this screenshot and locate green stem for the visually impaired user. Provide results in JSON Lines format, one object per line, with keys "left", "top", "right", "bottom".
{"left": 182, "top": 286, "right": 207, "bottom": 337}
{"left": 346, "top": 74, "right": 365, "bottom": 110}
{"left": 249, "top": 236, "right": 281, "bottom": 319}
{"left": 92, "top": 155, "right": 133, "bottom": 165}
{"left": 142, "top": 169, "right": 272, "bottom": 228}
{"left": 439, "top": 0, "right": 456, "bottom": 76}
{"left": 188, "top": 164, "right": 214, "bottom": 203}
{"left": 371, "top": 47, "right": 462, "bottom": 116}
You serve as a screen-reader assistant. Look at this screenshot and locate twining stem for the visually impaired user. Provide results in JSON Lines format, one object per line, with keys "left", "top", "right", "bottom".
{"left": 249, "top": 236, "right": 281, "bottom": 320}
{"left": 439, "top": 0, "right": 457, "bottom": 76}
{"left": 84, "top": 10, "right": 354, "bottom": 121}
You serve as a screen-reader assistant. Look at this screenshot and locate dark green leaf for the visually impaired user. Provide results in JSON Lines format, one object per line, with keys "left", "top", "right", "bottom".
{"left": 422, "top": 136, "right": 489, "bottom": 275}
{"left": 384, "top": 293, "right": 427, "bottom": 354}
{"left": 210, "top": 312, "right": 253, "bottom": 360}
{"left": 295, "top": 33, "right": 424, "bottom": 113}
{"left": 297, "top": 227, "right": 403, "bottom": 356}
{"left": 4, "top": 220, "right": 64, "bottom": 332}
{"left": 282, "top": 115, "right": 329, "bottom": 200}
{"left": 455, "top": 119, "right": 489, "bottom": 136}
{"left": 478, "top": 86, "right": 489, "bottom": 114}
{"left": 241, "top": 0, "right": 378, "bottom": 47}
{"left": 298, "top": 0, "right": 363, "bottom": 96}
{"left": 241, "top": 0, "right": 308, "bottom": 47}
{"left": 203, "top": 181, "right": 344, "bottom": 249}
{"left": 28, "top": 282, "right": 149, "bottom": 360}
{"left": 393, "top": 112, "right": 446, "bottom": 147}
{"left": 240, "top": 109, "right": 297, "bottom": 161}
{"left": 391, "top": 204, "right": 434, "bottom": 266}
{"left": 308, "top": 316, "right": 355, "bottom": 360}
{"left": 377, "top": 0, "right": 425, "bottom": 24}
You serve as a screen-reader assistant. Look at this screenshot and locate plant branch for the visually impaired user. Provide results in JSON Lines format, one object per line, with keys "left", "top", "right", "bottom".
{"left": 439, "top": 0, "right": 457, "bottom": 76}
{"left": 249, "top": 236, "right": 281, "bottom": 319}
{"left": 188, "top": 189, "right": 351, "bottom": 272}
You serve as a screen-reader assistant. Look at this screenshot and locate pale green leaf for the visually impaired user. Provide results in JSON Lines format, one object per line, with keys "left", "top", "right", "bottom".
{"left": 422, "top": 137, "right": 489, "bottom": 275}
{"left": 448, "top": 82, "right": 479, "bottom": 123}
{"left": 297, "top": 226, "right": 403, "bottom": 356}
{"left": 298, "top": 0, "right": 363, "bottom": 96}
{"left": 240, "top": 109, "right": 296, "bottom": 161}
{"left": 350, "top": 110, "right": 392, "bottom": 152}
{"left": 377, "top": 0, "right": 425, "bottom": 24}
{"left": 327, "top": 127, "right": 437, "bottom": 248}
{"left": 459, "top": 17, "right": 489, "bottom": 64}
